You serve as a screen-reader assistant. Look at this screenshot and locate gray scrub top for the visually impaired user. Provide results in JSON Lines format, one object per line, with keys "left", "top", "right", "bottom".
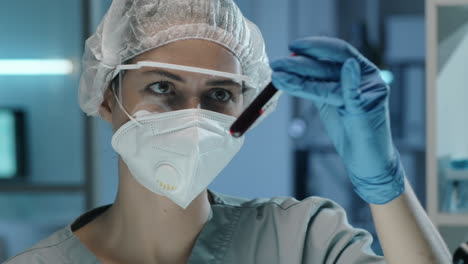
{"left": 4, "top": 190, "right": 385, "bottom": 264}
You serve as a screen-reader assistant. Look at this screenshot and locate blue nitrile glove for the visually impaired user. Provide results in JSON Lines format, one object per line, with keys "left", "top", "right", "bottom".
{"left": 270, "top": 37, "right": 405, "bottom": 204}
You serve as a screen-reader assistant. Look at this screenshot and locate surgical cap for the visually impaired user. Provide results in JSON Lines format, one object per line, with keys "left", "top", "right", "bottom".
{"left": 79, "top": 0, "right": 273, "bottom": 117}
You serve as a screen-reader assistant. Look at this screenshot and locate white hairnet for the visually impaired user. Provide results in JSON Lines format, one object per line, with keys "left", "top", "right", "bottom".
{"left": 79, "top": 0, "right": 273, "bottom": 117}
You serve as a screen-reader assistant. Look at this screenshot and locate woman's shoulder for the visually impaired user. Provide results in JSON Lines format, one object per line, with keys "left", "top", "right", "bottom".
{"left": 209, "top": 189, "right": 344, "bottom": 217}
{"left": 3, "top": 227, "right": 74, "bottom": 263}
{"left": 209, "top": 190, "right": 383, "bottom": 263}
{"left": 209, "top": 189, "right": 352, "bottom": 234}
{"left": 3, "top": 204, "right": 107, "bottom": 264}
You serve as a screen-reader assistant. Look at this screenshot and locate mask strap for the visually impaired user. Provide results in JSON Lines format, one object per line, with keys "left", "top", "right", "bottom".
{"left": 111, "top": 72, "right": 144, "bottom": 128}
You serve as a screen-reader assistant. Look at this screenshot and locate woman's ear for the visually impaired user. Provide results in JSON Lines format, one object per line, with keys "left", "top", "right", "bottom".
{"left": 99, "top": 87, "right": 115, "bottom": 123}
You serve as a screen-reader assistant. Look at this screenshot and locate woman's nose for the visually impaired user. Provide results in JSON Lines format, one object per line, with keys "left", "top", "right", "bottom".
{"left": 181, "top": 97, "right": 201, "bottom": 110}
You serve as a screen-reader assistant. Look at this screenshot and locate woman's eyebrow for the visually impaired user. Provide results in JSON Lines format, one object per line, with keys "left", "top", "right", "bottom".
{"left": 141, "top": 69, "right": 185, "bottom": 82}
{"left": 140, "top": 69, "right": 242, "bottom": 88}
{"left": 206, "top": 79, "right": 242, "bottom": 88}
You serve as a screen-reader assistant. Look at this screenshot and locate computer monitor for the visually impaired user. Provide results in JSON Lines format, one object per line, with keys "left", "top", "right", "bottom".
{"left": 0, "top": 110, "right": 25, "bottom": 179}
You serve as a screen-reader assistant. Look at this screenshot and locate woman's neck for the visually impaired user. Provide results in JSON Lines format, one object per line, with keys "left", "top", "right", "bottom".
{"left": 75, "top": 159, "right": 212, "bottom": 263}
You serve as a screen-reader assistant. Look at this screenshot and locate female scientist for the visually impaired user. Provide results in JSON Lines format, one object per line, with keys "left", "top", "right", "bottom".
{"left": 6, "top": 0, "right": 451, "bottom": 263}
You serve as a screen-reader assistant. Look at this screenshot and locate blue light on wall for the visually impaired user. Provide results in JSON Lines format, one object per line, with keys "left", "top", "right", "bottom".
{"left": 0, "top": 59, "right": 73, "bottom": 75}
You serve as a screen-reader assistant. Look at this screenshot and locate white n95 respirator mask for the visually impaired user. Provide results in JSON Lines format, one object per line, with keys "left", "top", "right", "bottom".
{"left": 111, "top": 108, "right": 244, "bottom": 209}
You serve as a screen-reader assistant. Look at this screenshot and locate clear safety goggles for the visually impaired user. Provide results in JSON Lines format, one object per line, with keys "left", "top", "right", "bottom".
{"left": 110, "top": 61, "right": 255, "bottom": 127}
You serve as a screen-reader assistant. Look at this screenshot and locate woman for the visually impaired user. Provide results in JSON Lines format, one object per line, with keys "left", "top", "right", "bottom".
{"left": 6, "top": 0, "right": 451, "bottom": 263}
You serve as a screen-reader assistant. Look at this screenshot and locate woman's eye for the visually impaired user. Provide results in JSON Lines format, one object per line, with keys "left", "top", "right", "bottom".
{"left": 148, "top": 81, "right": 175, "bottom": 95}
{"left": 208, "top": 88, "right": 232, "bottom": 102}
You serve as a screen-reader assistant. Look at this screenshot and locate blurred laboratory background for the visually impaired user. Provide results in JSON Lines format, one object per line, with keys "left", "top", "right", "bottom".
{"left": 0, "top": 0, "right": 467, "bottom": 261}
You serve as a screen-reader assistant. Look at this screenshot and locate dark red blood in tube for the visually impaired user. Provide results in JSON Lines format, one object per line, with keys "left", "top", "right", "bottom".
{"left": 230, "top": 82, "right": 278, "bottom": 137}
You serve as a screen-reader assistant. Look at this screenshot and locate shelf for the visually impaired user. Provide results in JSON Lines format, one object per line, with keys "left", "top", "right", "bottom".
{"left": 445, "top": 168, "right": 468, "bottom": 180}
{"left": 433, "top": 213, "right": 468, "bottom": 226}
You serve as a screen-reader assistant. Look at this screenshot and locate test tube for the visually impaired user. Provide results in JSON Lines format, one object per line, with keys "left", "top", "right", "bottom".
{"left": 230, "top": 82, "right": 279, "bottom": 137}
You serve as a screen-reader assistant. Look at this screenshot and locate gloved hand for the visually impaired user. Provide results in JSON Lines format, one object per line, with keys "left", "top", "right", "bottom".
{"left": 270, "top": 36, "right": 405, "bottom": 204}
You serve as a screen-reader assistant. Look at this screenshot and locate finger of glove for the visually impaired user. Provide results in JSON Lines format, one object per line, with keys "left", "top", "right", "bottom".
{"left": 289, "top": 36, "right": 364, "bottom": 64}
{"left": 272, "top": 71, "right": 344, "bottom": 106}
{"left": 270, "top": 56, "right": 341, "bottom": 81}
{"left": 341, "top": 58, "right": 363, "bottom": 114}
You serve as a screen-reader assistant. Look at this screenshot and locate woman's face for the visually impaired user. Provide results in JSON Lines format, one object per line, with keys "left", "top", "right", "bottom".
{"left": 101, "top": 39, "right": 244, "bottom": 131}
